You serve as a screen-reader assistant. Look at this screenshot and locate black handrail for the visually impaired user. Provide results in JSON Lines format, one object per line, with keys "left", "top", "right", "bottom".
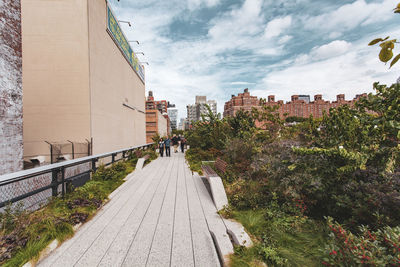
{"left": 0, "top": 143, "right": 154, "bottom": 209}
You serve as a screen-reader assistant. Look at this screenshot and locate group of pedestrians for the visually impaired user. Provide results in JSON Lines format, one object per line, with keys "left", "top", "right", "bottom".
{"left": 158, "top": 135, "right": 186, "bottom": 157}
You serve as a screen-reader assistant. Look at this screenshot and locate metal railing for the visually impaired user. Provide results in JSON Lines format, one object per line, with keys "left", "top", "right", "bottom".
{"left": 0, "top": 143, "right": 154, "bottom": 211}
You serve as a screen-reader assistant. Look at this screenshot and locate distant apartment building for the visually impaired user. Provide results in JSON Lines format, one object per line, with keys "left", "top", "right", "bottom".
{"left": 21, "top": 0, "right": 147, "bottom": 165}
{"left": 186, "top": 95, "right": 217, "bottom": 123}
{"left": 0, "top": 0, "right": 23, "bottom": 175}
{"left": 224, "top": 88, "right": 367, "bottom": 119}
{"left": 145, "top": 91, "right": 170, "bottom": 143}
{"left": 187, "top": 104, "right": 197, "bottom": 122}
{"left": 168, "top": 107, "right": 178, "bottom": 131}
{"left": 223, "top": 88, "right": 258, "bottom": 117}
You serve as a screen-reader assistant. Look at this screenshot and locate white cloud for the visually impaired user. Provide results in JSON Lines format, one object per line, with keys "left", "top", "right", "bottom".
{"left": 111, "top": 0, "right": 400, "bottom": 120}
{"left": 253, "top": 29, "right": 400, "bottom": 103}
{"left": 264, "top": 16, "right": 292, "bottom": 39}
{"left": 231, "top": 81, "right": 255, "bottom": 85}
{"left": 311, "top": 40, "right": 352, "bottom": 61}
{"left": 278, "top": 35, "right": 293, "bottom": 45}
{"left": 187, "top": 0, "right": 222, "bottom": 10}
{"left": 304, "top": 0, "right": 395, "bottom": 33}
{"left": 328, "top": 32, "right": 342, "bottom": 39}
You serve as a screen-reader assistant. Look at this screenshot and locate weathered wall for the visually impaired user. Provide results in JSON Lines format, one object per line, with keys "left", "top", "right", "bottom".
{"left": 22, "top": 0, "right": 91, "bottom": 163}
{"left": 21, "top": 0, "right": 146, "bottom": 164}
{"left": 0, "top": 0, "right": 23, "bottom": 175}
{"left": 88, "top": 0, "right": 146, "bottom": 154}
{"left": 157, "top": 111, "right": 168, "bottom": 137}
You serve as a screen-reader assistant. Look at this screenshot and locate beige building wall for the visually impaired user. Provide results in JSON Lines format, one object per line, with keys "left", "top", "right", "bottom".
{"left": 22, "top": 0, "right": 91, "bottom": 162}
{"left": 157, "top": 112, "right": 168, "bottom": 137}
{"left": 88, "top": 0, "right": 146, "bottom": 154}
{"left": 22, "top": 0, "right": 146, "bottom": 163}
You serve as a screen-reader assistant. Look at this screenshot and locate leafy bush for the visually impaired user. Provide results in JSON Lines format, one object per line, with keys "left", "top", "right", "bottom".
{"left": 323, "top": 219, "right": 400, "bottom": 266}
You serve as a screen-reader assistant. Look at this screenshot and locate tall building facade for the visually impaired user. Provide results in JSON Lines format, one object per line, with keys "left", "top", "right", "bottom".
{"left": 22, "top": 0, "right": 146, "bottom": 165}
{"left": 167, "top": 108, "right": 178, "bottom": 131}
{"left": 0, "top": 0, "right": 23, "bottom": 175}
{"left": 224, "top": 88, "right": 367, "bottom": 119}
{"left": 187, "top": 104, "right": 197, "bottom": 122}
{"left": 186, "top": 95, "right": 217, "bottom": 123}
{"left": 223, "top": 88, "right": 258, "bottom": 117}
{"left": 145, "top": 91, "right": 170, "bottom": 143}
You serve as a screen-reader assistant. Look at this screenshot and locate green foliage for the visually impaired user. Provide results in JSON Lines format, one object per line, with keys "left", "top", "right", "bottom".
{"left": 231, "top": 205, "right": 327, "bottom": 267}
{"left": 226, "top": 110, "right": 256, "bottom": 139}
{"left": 185, "top": 147, "right": 222, "bottom": 174}
{"left": 323, "top": 218, "right": 400, "bottom": 266}
{"left": 285, "top": 116, "right": 307, "bottom": 123}
{"left": 172, "top": 129, "right": 185, "bottom": 136}
{"left": 184, "top": 82, "right": 400, "bottom": 265}
{"left": 186, "top": 106, "right": 229, "bottom": 151}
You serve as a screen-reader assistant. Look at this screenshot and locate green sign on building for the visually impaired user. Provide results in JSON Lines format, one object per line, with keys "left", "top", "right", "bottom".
{"left": 107, "top": 4, "right": 145, "bottom": 82}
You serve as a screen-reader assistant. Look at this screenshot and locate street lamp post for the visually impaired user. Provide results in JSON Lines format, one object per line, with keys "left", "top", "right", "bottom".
{"left": 118, "top": 20, "right": 131, "bottom": 27}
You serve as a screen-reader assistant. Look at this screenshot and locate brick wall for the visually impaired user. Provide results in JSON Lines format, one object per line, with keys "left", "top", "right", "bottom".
{"left": 0, "top": 0, "right": 23, "bottom": 175}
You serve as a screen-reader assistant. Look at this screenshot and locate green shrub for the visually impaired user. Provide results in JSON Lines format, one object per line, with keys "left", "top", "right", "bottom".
{"left": 323, "top": 219, "right": 400, "bottom": 266}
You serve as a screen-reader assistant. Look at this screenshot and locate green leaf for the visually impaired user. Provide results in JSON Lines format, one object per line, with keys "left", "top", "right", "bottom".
{"left": 379, "top": 48, "right": 394, "bottom": 63}
{"left": 390, "top": 53, "right": 400, "bottom": 68}
{"left": 369, "top": 38, "right": 383, "bottom": 46}
{"left": 379, "top": 40, "right": 395, "bottom": 49}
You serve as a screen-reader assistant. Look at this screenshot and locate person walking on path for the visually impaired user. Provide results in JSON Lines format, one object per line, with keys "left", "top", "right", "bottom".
{"left": 164, "top": 136, "right": 171, "bottom": 157}
{"left": 158, "top": 138, "right": 165, "bottom": 157}
{"left": 172, "top": 135, "right": 180, "bottom": 153}
{"left": 180, "top": 136, "right": 186, "bottom": 153}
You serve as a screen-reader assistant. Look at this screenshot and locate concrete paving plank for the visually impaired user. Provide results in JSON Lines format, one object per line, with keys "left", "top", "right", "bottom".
{"left": 184, "top": 165, "right": 220, "bottom": 267}
{"left": 97, "top": 157, "right": 174, "bottom": 267}
{"left": 170, "top": 155, "right": 195, "bottom": 267}
{"left": 38, "top": 153, "right": 223, "bottom": 267}
{"left": 192, "top": 173, "right": 234, "bottom": 266}
{"left": 73, "top": 159, "right": 167, "bottom": 266}
{"left": 121, "top": 156, "right": 176, "bottom": 266}
{"left": 145, "top": 157, "right": 179, "bottom": 267}
{"left": 38, "top": 158, "right": 162, "bottom": 267}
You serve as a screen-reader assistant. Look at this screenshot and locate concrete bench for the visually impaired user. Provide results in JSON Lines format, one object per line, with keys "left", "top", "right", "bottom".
{"left": 201, "top": 164, "right": 253, "bottom": 249}
{"left": 201, "top": 165, "right": 228, "bottom": 212}
{"left": 135, "top": 154, "right": 150, "bottom": 170}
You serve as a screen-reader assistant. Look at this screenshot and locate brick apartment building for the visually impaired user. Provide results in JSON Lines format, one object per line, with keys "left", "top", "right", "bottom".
{"left": 224, "top": 88, "right": 367, "bottom": 119}
{"left": 145, "top": 91, "right": 170, "bottom": 143}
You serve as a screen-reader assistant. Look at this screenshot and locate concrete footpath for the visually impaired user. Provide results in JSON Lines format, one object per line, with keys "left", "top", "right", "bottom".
{"left": 38, "top": 152, "right": 226, "bottom": 267}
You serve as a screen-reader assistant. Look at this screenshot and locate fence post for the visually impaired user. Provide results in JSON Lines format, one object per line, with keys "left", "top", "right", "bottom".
{"left": 86, "top": 139, "right": 91, "bottom": 157}
{"left": 61, "top": 167, "right": 65, "bottom": 198}
{"left": 67, "top": 140, "right": 74, "bottom": 159}
{"left": 51, "top": 168, "right": 60, "bottom": 197}
{"left": 45, "top": 141, "right": 53, "bottom": 164}
{"left": 122, "top": 151, "right": 126, "bottom": 159}
{"left": 112, "top": 153, "right": 116, "bottom": 164}
{"left": 91, "top": 158, "right": 98, "bottom": 173}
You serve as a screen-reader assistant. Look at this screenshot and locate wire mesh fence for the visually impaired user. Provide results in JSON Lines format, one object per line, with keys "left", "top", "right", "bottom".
{"left": 0, "top": 143, "right": 153, "bottom": 212}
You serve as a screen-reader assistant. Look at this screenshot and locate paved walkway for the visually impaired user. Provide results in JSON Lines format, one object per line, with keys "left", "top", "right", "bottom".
{"left": 39, "top": 152, "right": 223, "bottom": 267}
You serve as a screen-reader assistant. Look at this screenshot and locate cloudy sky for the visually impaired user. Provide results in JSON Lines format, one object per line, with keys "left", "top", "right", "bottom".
{"left": 110, "top": 0, "right": 399, "bottom": 119}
